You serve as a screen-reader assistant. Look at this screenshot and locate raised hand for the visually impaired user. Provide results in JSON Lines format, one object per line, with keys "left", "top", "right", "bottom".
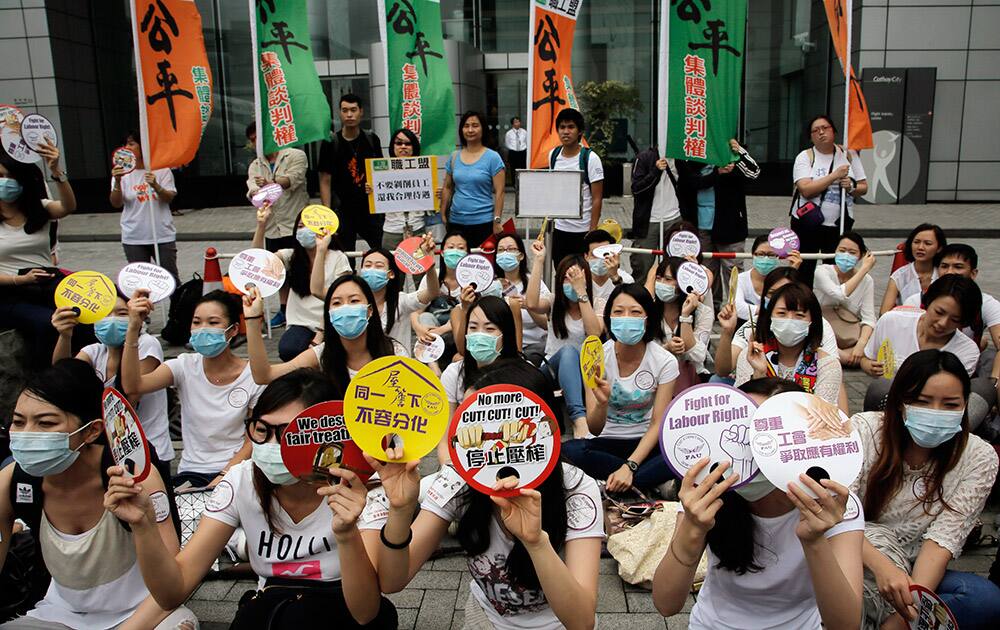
{"left": 127, "top": 289, "right": 153, "bottom": 327}
{"left": 491, "top": 481, "right": 543, "bottom": 547}
{"left": 786, "top": 475, "right": 847, "bottom": 543}
{"left": 103, "top": 465, "right": 155, "bottom": 526}
{"left": 365, "top": 454, "right": 420, "bottom": 511}
{"left": 678, "top": 459, "right": 739, "bottom": 535}
{"left": 319, "top": 468, "right": 369, "bottom": 537}
{"left": 51, "top": 306, "right": 80, "bottom": 337}
{"left": 242, "top": 285, "right": 264, "bottom": 319}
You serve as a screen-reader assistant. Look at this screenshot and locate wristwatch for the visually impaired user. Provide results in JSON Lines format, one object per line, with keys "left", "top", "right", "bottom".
{"left": 493, "top": 216, "right": 502, "bottom": 224}
{"left": 52, "top": 172, "right": 68, "bottom": 183}
{"left": 626, "top": 460, "right": 639, "bottom": 473}
{"left": 576, "top": 292, "right": 589, "bottom": 303}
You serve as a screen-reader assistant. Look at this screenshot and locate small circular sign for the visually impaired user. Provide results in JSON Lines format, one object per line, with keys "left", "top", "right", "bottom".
{"left": 668, "top": 231, "right": 701, "bottom": 258}
{"left": 676, "top": 261, "right": 710, "bottom": 296}
{"left": 251, "top": 182, "right": 284, "bottom": 209}
{"left": 19, "top": 113, "right": 57, "bottom": 151}
{"left": 54, "top": 271, "right": 117, "bottom": 324}
{"left": 117, "top": 262, "right": 176, "bottom": 304}
{"left": 414, "top": 333, "right": 445, "bottom": 364}
{"left": 909, "top": 585, "right": 958, "bottom": 630}
{"left": 229, "top": 248, "right": 287, "bottom": 298}
{"left": 768, "top": 227, "right": 800, "bottom": 258}
{"left": 455, "top": 254, "right": 495, "bottom": 290}
{"left": 227, "top": 387, "right": 250, "bottom": 409}
{"left": 592, "top": 243, "right": 623, "bottom": 259}
{"left": 1, "top": 126, "right": 39, "bottom": 164}
{"left": 112, "top": 147, "right": 137, "bottom": 174}
{"left": 448, "top": 385, "right": 561, "bottom": 497}
{"left": 102, "top": 387, "right": 152, "bottom": 483}
{"left": 301, "top": 204, "right": 340, "bottom": 235}
{"left": 280, "top": 401, "right": 373, "bottom": 483}
{"left": 395, "top": 236, "right": 435, "bottom": 275}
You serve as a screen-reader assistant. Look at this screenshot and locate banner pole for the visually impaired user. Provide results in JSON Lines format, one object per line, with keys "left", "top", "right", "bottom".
{"left": 248, "top": 0, "right": 264, "bottom": 166}
{"left": 839, "top": 0, "right": 853, "bottom": 236}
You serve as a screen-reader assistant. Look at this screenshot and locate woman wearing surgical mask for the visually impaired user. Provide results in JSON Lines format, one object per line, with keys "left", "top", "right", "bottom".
{"left": 50, "top": 294, "right": 173, "bottom": 470}
{"left": 564, "top": 284, "right": 677, "bottom": 494}
{"left": 103, "top": 369, "right": 398, "bottom": 628}
{"left": 654, "top": 377, "right": 865, "bottom": 629}
{"left": 251, "top": 205, "right": 351, "bottom": 361}
{"left": 412, "top": 230, "right": 467, "bottom": 368}
{"left": 494, "top": 232, "right": 550, "bottom": 364}
{"left": 851, "top": 350, "right": 1000, "bottom": 629}
{"left": 0, "top": 359, "right": 196, "bottom": 628}
{"left": 814, "top": 232, "right": 877, "bottom": 367}
{"left": 649, "top": 256, "right": 714, "bottom": 388}
{"left": 736, "top": 282, "right": 843, "bottom": 406}
{"left": 733, "top": 235, "right": 802, "bottom": 322}
{"left": 122, "top": 290, "right": 264, "bottom": 489}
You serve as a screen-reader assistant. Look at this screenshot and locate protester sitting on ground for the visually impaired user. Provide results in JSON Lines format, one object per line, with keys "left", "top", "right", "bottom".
{"left": 851, "top": 350, "right": 1000, "bottom": 629}
{"left": 733, "top": 234, "right": 801, "bottom": 322}
{"left": 0, "top": 142, "right": 83, "bottom": 368}
{"left": 123, "top": 289, "right": 263, "bottom": 489}
{"left": 0, "top": 359, "right": 195, "bottom": 628}
{"left": 526, "top": 238, "right": 602, "bottom": 439}
{"left": 564, "top": 284, "right": 677, "bottom": 494}
{"left": 244, "top": 274, "right": 406, "bottom": 394}
{"left": 104, "top": 369, "right": 397, "bottom": 628}
{"left": 648, "top": 256, "right": 714, "bottom": 389}
{"left": 879, "top": 223, "right": 945, "bottom": 315}
{"left": 813, "top": 231, "right": 877, "bottom": 367}
{"left": 493, "top": 231, "right": 550, "bottom": 364}
{"left": 653, "top": 377, "right": 864, "bottom": 629}
{"left": 361, "top": 359, "right": 602, "bottom": 629}
{"left": 412, "top": 229, "right": 467, "bottom": 370}
{"left": 440, "top": 110, "right": 505, "bottom": 248}
{"left": 583, "top": 229, "right": 633, "bottom": 316}
{"left": 251, "top": 205, "right": 351, "bottom": 361}
{"left": 735, "top": 282, "right": 843, "bottom": 407}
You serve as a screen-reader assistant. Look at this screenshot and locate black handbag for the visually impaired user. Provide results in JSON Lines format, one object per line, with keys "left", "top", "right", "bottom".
{"left": 231, "top": 579, "right": 398, "bottom": 630}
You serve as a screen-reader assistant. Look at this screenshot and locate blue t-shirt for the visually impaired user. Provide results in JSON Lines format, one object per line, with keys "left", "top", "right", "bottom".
{"left": 696, "top": 165, "right": 716, "bottom": 230}
{"left": 445, "top": 149, "right": 505, "bottom": 225}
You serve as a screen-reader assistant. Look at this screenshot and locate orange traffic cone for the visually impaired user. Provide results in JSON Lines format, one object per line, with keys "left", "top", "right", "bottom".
{"left": 203, "top": 247, "right": 223, "bottom": 294}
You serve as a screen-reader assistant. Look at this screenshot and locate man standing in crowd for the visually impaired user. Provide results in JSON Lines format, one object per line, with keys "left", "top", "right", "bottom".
{"left": 504, "top": 116, "right": 527, "bottom": 176}
{"left": 548, "top": 108, "right": 604, "bottom": 270}
{"left": 629, "top": 146, "right": 680, "bottom": 283}
{"left": 318, "top": 94, "right": 384, "bottom": 254}
{"left": 245, "top": 122, "right": 308, "bottom": 328}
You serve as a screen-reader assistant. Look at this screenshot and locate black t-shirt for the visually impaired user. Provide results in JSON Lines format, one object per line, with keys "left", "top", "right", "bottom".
{"left": 317, "top": 130, "right": 383, "bottom": 209}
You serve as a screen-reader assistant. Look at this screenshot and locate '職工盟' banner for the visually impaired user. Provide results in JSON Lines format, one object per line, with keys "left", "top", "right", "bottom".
{"left": 131, "top": 0, "right": 213, "bottom": 169}
{"left": 249, "top": 0, "right": 331, "bottom": 156}
{"left": 527, "top": 0, "right": 584, "bottom": 168}
{"left": 378, "top": 0, "right": 456, "bottom": 155}
{"left": 660, "top": 0, "right": 746, "bottom": 166}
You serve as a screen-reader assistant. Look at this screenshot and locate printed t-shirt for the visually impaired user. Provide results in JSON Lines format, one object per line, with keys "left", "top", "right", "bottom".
{"left": 600, "top": 340, "right": 679, "bottom": 439}
{"left": 112, "top": 169, "right": 176, "bottom": 245}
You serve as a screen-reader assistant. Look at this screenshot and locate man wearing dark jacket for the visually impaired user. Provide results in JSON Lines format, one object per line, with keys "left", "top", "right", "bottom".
{"left": 676, "top": 139, "right": 759, "bottom": 307}
{"left": 629, "top": 146, "right": 680, "bottom": 283}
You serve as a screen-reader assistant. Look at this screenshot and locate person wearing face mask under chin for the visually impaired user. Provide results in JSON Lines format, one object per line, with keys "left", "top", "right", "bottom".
{"left": 850, "top": 350, "right": 1000, "bottom": 630}
{"left": 735, "top": 282, "right": 843, "bottom": 408}
{"left": 0, "top": 359, "right": 196, "bottom": 629}
{"left": 121, "top": 289, "right": 264, "bottom": 490}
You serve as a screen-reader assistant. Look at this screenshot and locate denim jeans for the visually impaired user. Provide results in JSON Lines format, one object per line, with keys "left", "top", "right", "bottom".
{"left": 278, "top": 324, "right": 316, "bottom": 362}
{"left": 547, "top": 345, "right": 586, "bottom": 421}
{"left": 562, "top": 436, "right": 674, "bottom": 489}
{"left": 936, "top": 569, "right": 1000, "bottom": 630}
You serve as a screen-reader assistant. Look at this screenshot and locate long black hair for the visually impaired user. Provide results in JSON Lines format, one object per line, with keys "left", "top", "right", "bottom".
{"left": 320, "top": 275, "right": 395, "bottom": 394}
{"left": 0, "top": 148, "right": 49, "bottom": 234}
{"left": 653, "top": 256, "right": 686, "bottom": 341}
{"left": 287, "top": 209, "right": 343, "bottom": 298}
{"left": 438, "top": 229, "right": 468, "bottom": 284}
{"left": 551, "top": 254, "right": 593, "bottom": 339}
{"left": 492, "top": 232, "right": 530, "bottom": 294}
{"left": 250, "top": 369, "right": 342, "bottom": 533}
{"left": 360, "top": 248, "right": 401, "bottom": 335}
{"left": 455, "top": 359, "right": 571, "bottom": 590}
{"left": 460, "top": 296, "right": 520, "bottom": 392}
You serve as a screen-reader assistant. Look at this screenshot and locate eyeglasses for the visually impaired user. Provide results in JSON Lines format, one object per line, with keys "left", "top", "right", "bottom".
{"left": 495, "top": 247, "right": 520, "bottom": 254}
{"left": 245, "top": 418, "right": 290, "bottom": 445}
{"left": 811, "top": 125, "right": 832, "bottom": 133}
{"left": 753, "top": 251, "right": 779, "bottom": 258}
{"left": 393, "top": 140, "right": 412, "bottom": 146}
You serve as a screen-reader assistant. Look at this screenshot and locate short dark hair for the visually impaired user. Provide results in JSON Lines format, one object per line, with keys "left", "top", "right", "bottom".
{"left": 21, "top": 359, "right": 103, "bottom": 428}
{"left": 903, "top": 223, "right": 946, "bottom": 263}
{"left": 750, "top": 234, "right": 770, "bottom": 254}
{"left": 603, "top": 283, "right": 660, "bottom": 343}
{"left": 124, "top": 130, "right": 141, "bottom": 146}
{"left": 761, "top": 267, "right": 800, "bottom": 303}
{"left": 806, "top": 114, "right": 837, "bottom": 137}
{"left": 838, "top": 231, "right": 868, "bottom": 255}
{"left": 245, "top": 122, "right": 256, "bottom": 139}
{"left": 510, "top": 116, "right": 521, "bottom": 124}
{"left": 339, "top": 93, "right": 363, "bottom": 108}
{"left": 555, "top": 108, "right": 585, "bottom": 132}
{"left": 458, "top": 111, "right": 486, "bottom": 146}
{"left": 583, "top": 229, "right": 615, "bottom": 248}
{"left": 934, "top": 243, "right": 978, "bottom": 270}
{"left": 920, "top": 274, "right": 983, "bottom": 328}
{"left": 755, "top": 282, "right": 824, "bottom": 350}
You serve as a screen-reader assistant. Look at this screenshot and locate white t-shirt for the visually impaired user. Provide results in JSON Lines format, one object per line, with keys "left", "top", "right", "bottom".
{"left": 544, "top": 312, "right": 586, "bottom": 357}
{"left": 890, "top": 263, "right": 938, "bottom": 306}
{"left": 551, "top": 149, "right": 605, "bottom": 233}
{"left": 591, "top": 271, "right": 634, "bottom": 318}
{"left": 792, "top": 147, "right": 866, "bottom": 226}
{"left": 600, "top": 340, "right": 678, "bottom": 439}
{"left": 382, "top": 209, "right": 425, "bottom": 235}
{"left": 649, "top": 165, "right": 681, "bottom": 223}
{"left": 504, "top": 278, "right": 551, "bottom": 347}
{"left": 164, "top": 353, "right": 263, "bottom": 474}
{"left": 813, "top": 264, "right": 877, "bottom": 329}
{"left": 734, "top": 270, "right": 761, "bottom": 322}
{"left": 381, "top": 290, "right": 427, "bottom": 349}
{"left": 864, "top": 308, "right": 981, "bottom": 376}
{"left": 0, "top": 210, "right": 53, "bottom": 275}
{"left": 442, "top": 359, "right": 466, "bottom": 405}
{"left": 275, "top": 248, "right": 350, "bottom": 330}
{"left": 204, "top": 461, "right": 342, "bottom": 583}
{"left": 80, "top": 334, "right": 173, "bottom": 462}
{"left": 112, "top": 169, "right": 177, "bottom": 245}
{"left": 360, "top": 464, "right": 604, "bottom": 630}
{"left": 905, "top": 291, "right": 1000, "bottom": 343}
{"left": 688, "top": 497, "right": 865, "bottom": 630}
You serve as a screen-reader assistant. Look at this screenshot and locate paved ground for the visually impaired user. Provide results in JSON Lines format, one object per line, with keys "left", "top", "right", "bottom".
{"left": 49, "top": 197, "right": 1000, "bottom": 628}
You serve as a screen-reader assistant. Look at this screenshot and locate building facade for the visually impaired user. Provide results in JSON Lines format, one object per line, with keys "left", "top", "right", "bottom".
{"left": 0, "top": 0, "right": 996, "bottom": 207}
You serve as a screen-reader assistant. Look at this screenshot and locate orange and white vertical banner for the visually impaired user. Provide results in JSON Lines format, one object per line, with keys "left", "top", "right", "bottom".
{"left": 130, "top": 0, "right": 213, "bottom": 170}
{"left": 822, "top": 0, "right": 872, "bottom": 151}
{"left": 526, "top": 0, "right": 584, "bottom": 168}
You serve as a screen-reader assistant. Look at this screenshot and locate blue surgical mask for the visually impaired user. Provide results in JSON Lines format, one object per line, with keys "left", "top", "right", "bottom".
{"left": 903, "top": 405, "right": 964, "bottom": 448}
{"left": 9, "top": 422, "right": 97, "bottom": 477}
{"left": 189, "top": 326, "right": 231, "bottom": 358}
{"left": 562, "top": 283, "right": 579, "bottom": 302}
{"left": 94, "top": 316, "right": 129, "bottom": 348}
{"left": 252, "top": 442, "right": 297, "bottom": 486}
{"left": 480, "top": 281, "right": 502, "bottom": 298}
{"left": 443, "top": 249, "right": 465, "bottom": 269}
{"left": 466, "top": 332, "right": 502, "bottom": 365}
{"left": 0, "top": 177, "right": 23, "bottom": 202}
{"left": 329, "top": 304, "right": 369, "bottom": 339}
{"left": 753, "top": 255, "right": 779, "bottom": 276}
{"left": 769, "top": 317, "right": 810, "bottom": 347}
{"left": 655, "top": 282, "right": 677, "bottom": 303}
{"left": 734, "top": 472, "right": 776, "bottom": 502}
{"left": 589, "top": 258, "right": 608, "bottom": 276}
{"left": 359, "top": 268, "right": 389, "bottom": 291}
{"left": 495, "top": 252, "right": 520, "bottom": 272}
{"left": 834, "top": 252, "right": 858, "bottom": 273}
{"left": 295, "top": 227, "right": 316, "bottom": 249}
{"left": 611, "top": 316, "right": 646, "bottom": 345}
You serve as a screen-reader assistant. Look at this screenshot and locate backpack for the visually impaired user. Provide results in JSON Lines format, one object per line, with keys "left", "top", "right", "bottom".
{"left": 160, "top": 274, "right": 203, "bottom": 346}
{"left": 549, "top": 146, "right": 593, "bottom": 185}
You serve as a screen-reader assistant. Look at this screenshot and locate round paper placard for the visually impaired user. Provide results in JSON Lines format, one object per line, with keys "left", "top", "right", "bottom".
{"left": 659, "top": 384, "right": 759, "bottom": 488}
{"left": 749, "top": 391, "right": 863, "bottom": 497}
{"left": 251, "top": 182, "right": 284, "bottom": 209}
{"left": 1, "top": 126, "right": 39, "bottom": 164}
{"left": 579, "top": 335, "right": 604, "bottom": 389}
{"left": 395, "top": 236, "right": 435, "bottom": 275}
{"left": 676, "top": 261, "right": 710, "bottom": 296}
{"left": 343, "top": 356, "right": 449, "bottom": 461}
{"left": 448, "top": 385, "right": 561, "bottom": 497}
{"left": 908, "top": 585, "right": 957, "bottom": 630}
{"left": 0, "top": 104, "right": 23, "bottom": 129}
{"left": 229, "top": 248, "right": 286, "bottom": 298}
{"left": 592, "top": 243, "right": 623, "bottom": 259}
{"left": 102, "top": 387, "right": 152, "bottom": 483}
{"left": 112, "top": 147, "right": 137, "bottom": 174}
{"left": 55, "top": 271, "right": 116, "bottom": 324}
{"left": 767, "top": 227, "right": 800, "bottom": 258}
{"left": 878, "top": 339, "right": 896, "bottom": 380}
{"left": 413, "top": 333, "right": 445, "bottom": 364}
{"left": 19, "top": 113, "right": 56, "bottom": 151}
{"left": 117, "top": 262, "right": 176, "bottom": 303}
{"left": 668, "top": 231, "right": 701, "bottom": 258}
{"left": 455, "top": 254, "right": 495, "bottom": 290}
{"left": 280, "top": 401, "right": 373, "bottom": 484}
{"left": 301, "top": 204, "right": 340, "bottom": 235}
